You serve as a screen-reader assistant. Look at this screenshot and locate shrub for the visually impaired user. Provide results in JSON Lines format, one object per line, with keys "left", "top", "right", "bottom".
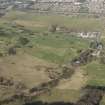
{"left": 0, "top": 52, "right": 3, "bottom": 57}
{"left": 19, "top": 37, "right": 29, "bottom": 45}
{"left": 8, "top": 47, "right": 16, "bottom": 55}
{"left": 48, "top": 24, "right": 57, "bottom": 33}
{"left": 100, "top": 51, "right": 105, "bottom": 64}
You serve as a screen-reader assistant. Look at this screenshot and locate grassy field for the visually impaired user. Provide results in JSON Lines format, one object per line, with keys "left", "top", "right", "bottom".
{"left": 82, "top": 61, "right": 105, "bottom": 86}
{"left": 0, "top": 10, "right": 105, "bottom": 104}
{"left": 35, "top": 89, "right": 81, "bottom": 103}
{"left": 3, "top": 11, "right": 105, "bottom": 32}
{"left": 0, "top": 12, "right": 92, "bottom": 64}
{"left": 100, "top": 96, "right": 105, "bottom": 105}
{"left": 25, "top": 33, "right": 90, "bottom": 64}
{"left": 1, "top": 10, "right": 102, "bottom": 64}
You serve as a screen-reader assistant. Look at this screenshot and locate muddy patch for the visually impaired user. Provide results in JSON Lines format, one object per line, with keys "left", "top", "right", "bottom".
{"left": 56, "top": 68, "right": 88, "bottom": 90}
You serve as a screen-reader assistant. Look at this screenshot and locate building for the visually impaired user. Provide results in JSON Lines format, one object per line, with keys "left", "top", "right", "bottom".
{"left": 0, "top": 0, "right": 105, "bottom": 15}
{"left": 77, "top": 32, "right": 100, "bottom": 38}
{"left": 88, "top": 0, "right": 105, "bottom": 14}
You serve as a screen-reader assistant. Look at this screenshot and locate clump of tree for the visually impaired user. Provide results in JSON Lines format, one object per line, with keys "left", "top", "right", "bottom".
{"left": 61, "top": 66, "right": 74, "bottom": 79}
{"left": 19, "top": 37, "right": 29, "bottom": 46}
{"left": 0, "top": 52, "right": 3, "bottom": 57}
{"left": 100, "top": 50, "right": 105, "bottom": 64}
{"left": 90, "top": 41, "right": 103, "bottom": 49}
{"left": 48, "top": 24, "right": 57, "bottom": 33}
{"left": 77, "top": 49, "right": 83, "bottom": 54}
{"left": 76, "top": 87, "right": 104, "bottom": 105}
{"left": 90, "top": 41, "right": 98, "bottom": 49}
{"left": 0, "top": 76, "right": 14, "bottom": 86}
{"left": 24, "top": 101, "right": 74, "bottom": 105}
{"left": 71, "top": 49, "right": 94, "bottom": 66}
{"left": 8, "top": 47, "right": 16, "bottom": 55}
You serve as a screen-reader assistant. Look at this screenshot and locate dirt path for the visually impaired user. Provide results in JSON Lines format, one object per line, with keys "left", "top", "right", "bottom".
{"left": 56, "top": 68, "right": 88, "bottom": 90}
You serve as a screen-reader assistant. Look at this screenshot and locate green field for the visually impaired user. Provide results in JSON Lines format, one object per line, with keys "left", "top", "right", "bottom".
{"left": 0, "top": 10, "right": 105, "bottom": 104}
{"left": 3, "top": 11, "right": 105, "bottom": 32}
{"left": 82, "top": 61, "right": 105, "bottom": 86}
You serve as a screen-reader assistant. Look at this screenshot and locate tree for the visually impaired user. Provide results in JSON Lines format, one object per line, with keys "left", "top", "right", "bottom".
{"left": 19, "top": 37, "right": 29, "bottom": 45}
{"left": 100, "top": 51, "right": 105, "bottom": 64}
{"left": 48, "top": 24, "right": 57, "bottom": 33}
{"left": 8, "top": 47, "right": 16, "bottom": 55}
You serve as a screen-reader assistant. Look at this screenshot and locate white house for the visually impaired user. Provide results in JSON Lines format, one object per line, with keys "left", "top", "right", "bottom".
{"left": 77, "top": 32, "right": 100, "bottom": 38}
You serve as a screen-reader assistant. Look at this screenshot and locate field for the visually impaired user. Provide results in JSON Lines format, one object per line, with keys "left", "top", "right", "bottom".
{"left": 0, "top": 10, "right": 105, "bottom": 105}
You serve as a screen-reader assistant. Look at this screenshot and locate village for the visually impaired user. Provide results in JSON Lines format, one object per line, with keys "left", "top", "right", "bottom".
{"left": 0, "top": 0, "right": 105, "bottom": 16}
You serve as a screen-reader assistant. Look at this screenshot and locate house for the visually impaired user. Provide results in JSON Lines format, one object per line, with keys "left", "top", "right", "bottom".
{"left": 77, "top": 32, "right": 100, "bottom": 38}
{"left": 0, "top": 0, "right": 105, "bottom": 15}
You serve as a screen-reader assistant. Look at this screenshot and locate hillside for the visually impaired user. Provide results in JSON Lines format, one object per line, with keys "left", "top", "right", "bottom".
{"left": 0, "top": 10, "right": 105, "bottom": 105}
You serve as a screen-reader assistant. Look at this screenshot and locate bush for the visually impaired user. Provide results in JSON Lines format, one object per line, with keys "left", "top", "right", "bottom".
{"left": 100, "top": 51, "right": 105, "bottom": 64}
{"left": 0, "top": 52, "right": 3, "bottom": 57}
{"left": 48, "top": 24, "right": 57, "bottom": 33}
{"left": 90, "top": 41, "right": 98, "bottom": 49}
{"left": 8, "top": 47, "right": 16, "bottom": 55}
{"left": 19, "top": 37, "right": 29, "bottom": 45}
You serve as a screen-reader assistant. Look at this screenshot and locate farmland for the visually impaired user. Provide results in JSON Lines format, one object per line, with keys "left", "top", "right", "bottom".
{"left": 0, "top": 10, "right": 105, "bottom": 105}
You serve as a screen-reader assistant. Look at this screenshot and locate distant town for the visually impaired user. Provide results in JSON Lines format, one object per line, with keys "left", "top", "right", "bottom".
{"left": 0, "top": 0, "right": 105, "bottom": 16}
